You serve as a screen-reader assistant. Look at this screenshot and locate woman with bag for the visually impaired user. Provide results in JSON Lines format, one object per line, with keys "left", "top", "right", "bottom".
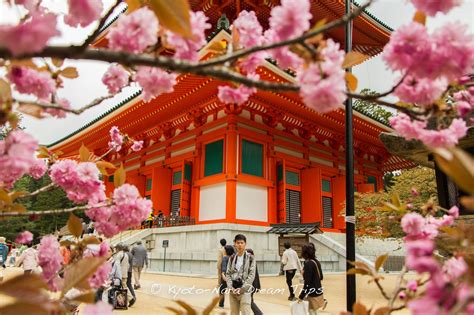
{"left": 297, "top": 244, "right": 327, "bottom": 315}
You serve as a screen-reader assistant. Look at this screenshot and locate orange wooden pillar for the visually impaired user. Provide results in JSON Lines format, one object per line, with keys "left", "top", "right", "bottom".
{"left": 151, "top": 166, "right": 172, "bottom": 216}
{"left": 190, "top": 143, "right": 201, "bottom": 220}
{"left": 358, "top": 183, "right": 375, "bottom": 193}
{"left": 225, "top": 119, "right": 237, "bottom": 223}
{"left": 267, "top": 146, "right": 278, "bottom": 224}
{"left": 301, "top": 167, "right": 322, "bottom": 223}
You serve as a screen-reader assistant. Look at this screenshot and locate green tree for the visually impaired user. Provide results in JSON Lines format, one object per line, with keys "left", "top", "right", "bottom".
{"left": 353, "top": 88, "right": 393, "bottom": 125}
{"left": 356, "top": 166, "right": 437, "bottom": 239}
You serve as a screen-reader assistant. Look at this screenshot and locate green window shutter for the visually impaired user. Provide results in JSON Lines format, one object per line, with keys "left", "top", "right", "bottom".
{"left": 146, "top": 178, "right": 152, "bottom": 191}
{"left": 108, "top": 175, "right": 114, "bottom": 183}
{"left": 184, "top": 164, "right": 192, "bottom": 181}
{"left": 368, "top": 176, "right": 377, "bottom": 191}
{"left": 285, "top": 171, "right": 300, "bottom": 186}
{"left": 322, "top": 179, "right": 331, "bottom": 192}
{"left": 277, "top": 164, "right": 283, "bottom": 182}
{"left": 242, "top": 140, "right": 263, "bottom": 177}
{"left": 173, "top": 171, "right": 182, "bottom": 185}
{"left": 204, "top": 140, "right": 224, "bottom": 177}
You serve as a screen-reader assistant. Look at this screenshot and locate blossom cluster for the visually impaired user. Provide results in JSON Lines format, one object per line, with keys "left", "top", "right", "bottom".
{"left": 38, "top": 235, "right": 63, "bottom": 291}
{"left": 86, "top": 184, "right": 152, "bottom": 237}
{"left": 15, "top": 230, "right": 33, "bottom": 244}
{"left": 8, "top": 66, "right": 56, "bottom": 101}
{"left": 400, "top": 207, "right": 473, "bottom": 314}
{"left": 108, "top": 126, "right": 143, "bottom": 152}
{"left": 0, "top": 130, "right": 46, "bottom": 187}
{"left": 85, "top": 242, "right": 111, "bottom": 289}
{"left": 49, "top": 160, "right": 106, "bottom": 204}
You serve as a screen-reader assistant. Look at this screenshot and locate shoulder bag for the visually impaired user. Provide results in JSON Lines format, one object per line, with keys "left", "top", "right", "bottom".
{"left": 306, "top": 260, "right": 326, "bottom": 311}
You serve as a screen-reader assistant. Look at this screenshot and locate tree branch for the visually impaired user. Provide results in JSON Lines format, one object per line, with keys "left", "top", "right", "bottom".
{"left": 81, "top": 0, "right": 124, "bottom": 49}
{"left": 374, "top": 277, "right": 390, "bottom": 300}
{"left": 17, "top": 182, "right": 56, "bottom": 199}
{"left": 388, "top": 266, "right": 407, "bottom": 312}
{"left": 0, "top": 203, "right": 109, "bottom": 217}
{"left": 193, "top": 0, "right": 374, "bottom": 69}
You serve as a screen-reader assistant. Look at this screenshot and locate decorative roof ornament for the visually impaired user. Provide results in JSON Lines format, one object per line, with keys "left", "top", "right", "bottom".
{"left": 216, "top": 14, "right": 230, "bottom": 32}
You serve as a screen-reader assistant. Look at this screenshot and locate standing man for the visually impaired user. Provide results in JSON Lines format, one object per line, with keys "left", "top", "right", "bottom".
{"left": 281, "top": 241, "right": 303, "bottom": 301}
{"left": 131, "top": 241, "right": 148, "bottom": 289}
{"left": 0, "top": 237, "right": 9, "bottom": 282}
{"left": 124, "top": 246, "right": 136, "bottom": 306}
{"left": 226, "top": 234, "right": 256, "bottom": 315}
{"left": 216, "top": 238, "right": 227, "bottom": 288}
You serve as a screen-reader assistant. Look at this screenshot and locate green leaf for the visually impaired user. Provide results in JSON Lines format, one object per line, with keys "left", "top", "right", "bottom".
{"left": 67, "top": 213, "right": 83, "bottom": 238}
{"left": 375, "top": 254, "right": 388, "bottom": 272}
{"left": 114, "top": 163, "right": 126, "bottom": 187}
{"left": 149, "top": 0, "right": 192, "bottom": 38}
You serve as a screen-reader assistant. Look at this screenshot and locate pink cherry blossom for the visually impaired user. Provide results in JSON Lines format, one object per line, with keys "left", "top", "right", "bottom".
{"left": 218, "top": 74, "right": 258, "bottom": 105}
{"left": 234, "top": 11, "right": 263, "bottom": 48}
{"left": 108, "top": 126, "right": 123, "bottom": 151}
{"left": 398, "top": 291, "right": 406, "bottom": 299}
{"left": 418, "top": 118, "right": 468, "bottom": 148}
{"left": 107, "top": 7, "right": 158, "bottom": 53}
{"left": 50, "top": 160, "right": 106, "bottom": 204}
{"left": 394, "top": 76, "right": 447, "bottom": 105}
{"left": 443, "top": 257, "right": 468, "bottom": 281}
{"left": 408, "top": 296, "right": 441, "bottom": 315}
{"left": 166, "top": 11, "right": 211, "bottom": 61}
{"left": 268, "top": 0, "right": 312, "bottom": 41}
{"left": 15, "top": 231, "right": 33, "bottom": 244}
{"left": 0, "top": 12, "right": 60, "bottom": 56}
{"left": 83, "top": 301, "right": 113, "bottom": 315}
{"left": 401, "top": 212, "right": 425, "bottom": 238}
{"left": 8, "top": 66, "right": 56, "bottom": 100}
{"left": 407, "top": 280, "right": 418, "bottom": 292}
{"left": 38, "top": 235, "right": 63, "bottom": 290}
{"left": 411, "top": 188, "right": 419, "bottom": 196}
{"left": 407, "top": 256, "right": 439, "bottom": 273}
{"left": 87, "top": 184, "right": 152, "bottom": 238}
{"left": 269, "top": 47, "right": 303, "bottom": 70}
{"left": 131, "top": 141, "right": 143, "bottom": 152}
{"left": 14, "top": 0, "right": 40, "bottom": 12}
{"left": 406, "top": 239, "right": 434, "bottom": 258}
{"left": 448, "top": 206, "right": 459, "bottom": 218}
{"left": 389, "top": 113, "right": 427, "bottom": 141}
{"left": 382, "top": 22, "right": 431, "bottom": 74}
{"left": 29, "top": 158, "right": 47, "bottom": 179}
{"left": 134, "top": 67, "right": 177, "bottom": 102}
{"left": 64, "top": 0, "right": 103, "bottom": 28}
{"left": 102, "top": 64, "right": 129, "bottom": 94}
{"left": 88, "top": 261, "right": 111, "bottom": 289}
{"left": 239, "top": 52, "right": 266, "bottom": 73}
{"left": 0, "top": 130, "right": 38, "bottom": 188}
{"left": 410, "top": 0, "right": 462, "bottom": 16}
{"left": 44, "top": 98, "right": 71, "bottom": 118}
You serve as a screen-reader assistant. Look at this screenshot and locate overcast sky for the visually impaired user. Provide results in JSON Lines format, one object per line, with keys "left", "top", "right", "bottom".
{"left": 1, "top": 0, "right": 473, "bottom": 145}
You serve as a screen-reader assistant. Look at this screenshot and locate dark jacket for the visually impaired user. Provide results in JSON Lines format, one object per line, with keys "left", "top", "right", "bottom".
{"left": 252, "top": 266, "right": 261, "bottom": 291}
{"left": 299, "top": 259, "right": 323, "bottom": 299}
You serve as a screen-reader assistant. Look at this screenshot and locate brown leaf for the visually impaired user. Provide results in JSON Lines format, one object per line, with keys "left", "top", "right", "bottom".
{"left": 10, "top": 59, "right": 38, "bottom": 70}
{"left": 0, "top": 78, "right": 12, "bottom": 103}
{"left": 375, "top": 254, "right": 388, "bottom": 272}
{"left": 0, "top": 189, "right": 12, "bottom": 204}
{"left": 391, "top": 193, "right": 401, "bottom": 208}
{"left": 59, "top": 67, "right": 79, "bottom": 79}
{"left": 232, "top": 26, "right": 240, "bottom": 51}
{"left": 461, "top": 196, "right": 474, "bottom": 212}
{"left": 17, "top": 103, "right": 44, "bottom": 118}
{"left": 0, "top": 273, "right": 48, "bottom": 298}
{"left": 353, "top": 302, "right": 368, "bottom": 315}
{"left": 60, "top": 240, "right": 75, "bottom": 247}
{"left": 306, "top": 19, "right": 326, "bottom": 45}
{"left": 9, "top": 191, "right": 27, "bottom": 202}
{"left": 61, "top": 256, "right": 107, "bottom": 296}
{"left": 175, "top": 300, "right": 197, "bottom": 315}
{"left": 37, "top": 146, "right": 51, "bottom": 159}
{"left": 96, "top": 160, "right": 116, "bottom": 170}
{"left": 413, "top": 10, "right": 426, "bottom": 25}
{"left": 433, "top": 148, "right": 474, "bottom": 195}
{"left": 207, "top": 40, "right": 227, "bottom": 54}
{"left": 347, "top": 268, "right": 370, "bottom": 275}
{"left": 72, "top": 292, "right": 96, "bottom": 303}
{"left": 373, "top": 307, "right": 390, "bottom": 315}
{"left": 0, "top": 302, "right": 50, "bottom": 315}
{"left": 10, "top": 204, "right": 26, "bottom": 213}
{"left": 202, "top": 296, "right": 220, "bottom": 315}
{"left": 51, "top": 58, "right": 64, "bottom": 68}
{"left": 345, "top": 72, "right": 358, "bottom": 92}
{"left": 79, "top": 143, "right": 91, "bottom": 162}
{"left": 114, "top": 163, "right": 126, "bottom": 187}
{"left": 67, "top": 213, "right": 83, "bottom": 238}
{"left": 82, "top": 235, "right": 101, "bottom": 245}
{"left": 125, "top": 0, "right": 145, "bottom": 12}
{"left": 149, "top": 0, "right": 192, "bottom": 38}
{"left": 7, "top": 112, "right": 19, "bottom": 129}
{"left": 342, "top": 51, "right": 369, "bottom": 69}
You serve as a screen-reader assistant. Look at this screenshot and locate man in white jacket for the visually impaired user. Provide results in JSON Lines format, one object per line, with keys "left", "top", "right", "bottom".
{"left": 281, "top": 241, "right": 303, "bottom": 301}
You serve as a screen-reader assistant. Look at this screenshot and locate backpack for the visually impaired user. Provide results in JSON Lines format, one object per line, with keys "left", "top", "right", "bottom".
{"left": 0, "top": 244, "right": 6, "bottom": 263}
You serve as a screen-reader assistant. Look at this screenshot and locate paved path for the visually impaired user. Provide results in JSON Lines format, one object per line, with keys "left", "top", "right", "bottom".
{"left": 1, "top": 267, "right": 412, "bottom": 314}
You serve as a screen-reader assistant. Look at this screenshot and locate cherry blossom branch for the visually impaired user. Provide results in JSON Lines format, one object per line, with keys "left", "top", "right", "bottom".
{"left": 17, "top": 182, "right": 56, "bottom": 199}
{"left": 81, "top": 0, "right": 123, "bottom": 49}
{"left": 0, "top": 202, "right": 109, "bottom": 217}
{"left": 352, "top": 75, "right": 408, "bottom": 101}
{"left": 388, "top": 266, "right": 407, "bottom": 311}
{"left": 193, "top": 0, "right": 374, "bottom": 69}
{"left": 374, "top": 277, "right": 390, "bottom": 300}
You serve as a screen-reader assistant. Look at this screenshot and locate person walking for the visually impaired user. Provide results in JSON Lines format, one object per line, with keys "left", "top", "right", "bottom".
{"left": 225, "top": 234, "right": 256, "bottom": 315}
{"left": 217, "top": 238, "right": 227, "bottom": 288}
{"left": 281, "top": 241, "right": 303, "bottom": 301}
{"left": 298, "top": 243, "right": 326, "bottom": 315}
{"left": 15, "top": 243, "right": 38, "bottom": 275}
{"left": 115, "top": 243, "right": 130, "bottom": 294}
{"left": 131, "top": 241, "right": 148, "bottom": 289}
{"left": 124, "top": 246, "right": 136, "bottom": 307}
{"left": 218, "top": 245, "right": 234, "bottom": 308}
{"left": 0, "top": 237, "right": 9, "bottom": 282}
{"left": 246, "top": 249, "right": 263, "bottom": 315}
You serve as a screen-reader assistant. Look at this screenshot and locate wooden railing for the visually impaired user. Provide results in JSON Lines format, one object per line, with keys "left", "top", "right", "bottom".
{"left": 141, "top": 216, "right": 196, "bottom": 229}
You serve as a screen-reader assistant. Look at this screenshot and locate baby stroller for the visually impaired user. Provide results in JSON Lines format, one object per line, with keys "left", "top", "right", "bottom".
{"left": 107, "top": 278, "right": 128, "bottom": 310}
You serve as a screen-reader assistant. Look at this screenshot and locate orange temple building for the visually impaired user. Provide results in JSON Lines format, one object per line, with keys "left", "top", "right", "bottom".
{"left": 49, "top": 1, "right": 412, "bottom": 234}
